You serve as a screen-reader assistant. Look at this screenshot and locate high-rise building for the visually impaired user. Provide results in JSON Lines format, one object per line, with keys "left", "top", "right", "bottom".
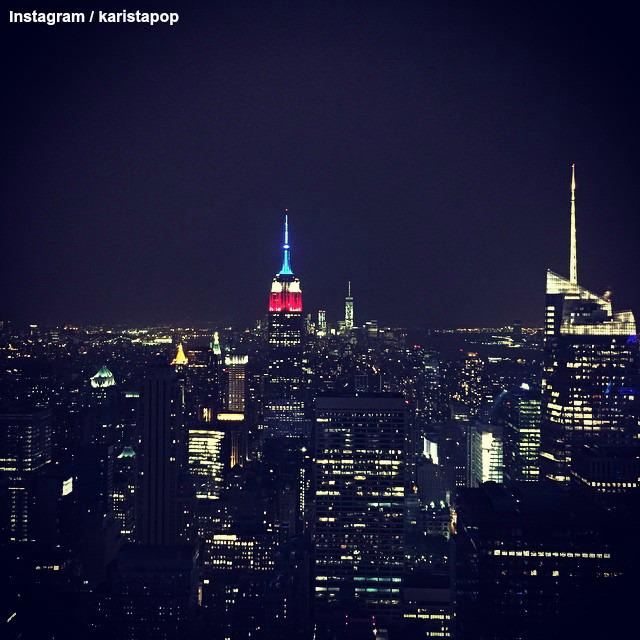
{"left": 479, "top": 425, "right": 503, "bottom": 484}
{"left": 317, "top": 309, "right": 327, "bottom": 335}
{"left": 0, "top": 408, "right": 52, "bottom": 542}
{"left": 110, "top": 446, "right": 137, "bottom": 541}
{"left": 264, "top": 215, "right": 305, "bottom": 438}
{"left": 224, "top": 354, "right": 248, "bottom": 413}
{"left": 313, "top": 393, "right": 408, "bottom": 626}
{"left": 211, "top": 331, "right": 222, "bottom": 357}
{"left": 466, "top": 423, "right": 503, "bottom": 486}
{"left": 503, "top": 383, "right": 541, "bottom": 483}
{"left": 188, "top": 424, "right": 225, "bottom": 501}
{"left": 540, "top": 166, "right": 639, "bottom": 483}
{"left": 344, "top": 281, "right": 354, "bottom": 331}
{"left": 453, "top": 352, "right": 484, "bottom": 419}
{"left": 136, "top": 365, "right": 186, "bottom": 546}
{"left": 97, "top": 366, "right": 197, "bottom": 638}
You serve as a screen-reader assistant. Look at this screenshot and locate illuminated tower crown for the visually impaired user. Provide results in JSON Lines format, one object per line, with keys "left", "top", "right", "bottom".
{"left": 269, "top": 214, "right": 302, "bottom": 313}
{"left": 171, "top": 342, "right": 188, "bottom": 366}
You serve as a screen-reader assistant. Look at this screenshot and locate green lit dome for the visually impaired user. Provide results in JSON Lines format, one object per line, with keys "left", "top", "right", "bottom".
{"left": 90, "top": 365, "right": 116, "bottom": 389}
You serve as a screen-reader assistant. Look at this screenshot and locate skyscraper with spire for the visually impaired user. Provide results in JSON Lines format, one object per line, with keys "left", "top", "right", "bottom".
{"left": 264, "top": 215, "right": 305, "bottom": 438}
{"left": 344, "top": 281, "right": 354, "bottom": 331}
{"left": 540, "top": 166, "right": 639, "bottom": 483}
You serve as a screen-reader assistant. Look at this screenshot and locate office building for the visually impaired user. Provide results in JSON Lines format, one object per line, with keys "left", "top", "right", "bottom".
{"left": 313, "top": 393, "right": 408, "bottom": 625}
{"left": 503, "top": 383, "right": 541, "bottom": 483}
{"left": 0, "top": 408, "right": 52, "bottom": 542}
{"left": 224, "top": 354, "right": 248, "bottom": 413}
{"left": 188, "top": 424, "right": 225, "bottom": 501}
{"left": 541, "top": 166, "right": 639, "bottom": 482}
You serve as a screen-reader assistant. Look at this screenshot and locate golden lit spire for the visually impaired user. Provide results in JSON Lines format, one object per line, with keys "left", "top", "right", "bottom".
{"left": 570, "top": 163, "right": 578, "bottom": 285}
{"left": 171, "top": 342, "right": 188, "bottom": 366}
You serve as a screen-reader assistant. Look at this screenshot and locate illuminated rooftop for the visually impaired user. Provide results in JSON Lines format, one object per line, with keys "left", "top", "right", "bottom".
{"left": 171, "top": 342, "right": 189, "bottom": 366}
{"left": 90, "top": 365, "right": 116, "bottom": 388}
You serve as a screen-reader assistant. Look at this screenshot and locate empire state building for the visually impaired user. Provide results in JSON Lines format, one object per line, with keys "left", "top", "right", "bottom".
{"left": 263, "top": 215, "right": 305, "bottom": 437}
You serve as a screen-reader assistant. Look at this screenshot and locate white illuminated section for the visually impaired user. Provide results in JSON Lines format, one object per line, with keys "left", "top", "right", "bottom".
{"left": 224, "top": 355, "right": 249, "bottom": 366}
{"left": 62, "top": 477, "right": 73, "bottom": 496}
{"left": 423, "top": 437, "right": 439, "bottom": 465}
{"left": 217, "top": 412, "right": 245, "bottom": 421}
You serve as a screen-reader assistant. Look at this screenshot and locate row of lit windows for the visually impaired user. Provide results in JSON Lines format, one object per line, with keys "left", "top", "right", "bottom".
{"left": 492, "top": 549, "right": 610, "bottom": 559}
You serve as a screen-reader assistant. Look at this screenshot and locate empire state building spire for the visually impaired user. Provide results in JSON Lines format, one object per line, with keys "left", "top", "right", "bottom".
{"left": 279, "top": 213, "right": 293, "bottom": 276}
{"left": 570, "top": 163, "right": 578, "bottom": 284}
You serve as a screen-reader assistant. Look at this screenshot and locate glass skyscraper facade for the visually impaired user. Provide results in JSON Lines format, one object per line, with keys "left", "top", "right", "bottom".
{"left": 503, "top": 384, "right": 541, "bottom": 483}
{"left": 540, "top": 270, "right": 638, "bottom": 482}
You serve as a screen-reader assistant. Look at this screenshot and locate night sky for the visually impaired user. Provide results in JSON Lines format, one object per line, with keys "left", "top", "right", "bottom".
{"left": 2, "top": 1, "right": 639, "bottom": 328}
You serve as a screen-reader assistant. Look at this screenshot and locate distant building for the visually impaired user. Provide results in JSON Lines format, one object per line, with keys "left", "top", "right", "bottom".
{"left": 171, "top": 343, "right": 189, "bottom": 367}
{"left": 466, "top": 423, "right": 503, "bottom": 486}
{"left": 317, "top": 309, "right": 327, "bottom": 335}
{"left": 264, "top": 216, "right": 305, "bottom": 438}
{"left": 453, "top": 352, "right": 484, "bottom": 419}
{"left": 90, "top": 365, "right": 116, "bottom": 389}
{"left": 224, "top": 354, "right": 248, "bottom": 413}
{"left": 110, "top": 446, "right": 136, "bottom": 540}
{"left": 188, "top": 424, "right": 225, "bottom": 501}
{"left": 0, "top": 408, "right": 52, "bottom": 542}
{"left": 503, "top": 383, "right": 541, "bottom": 483}
{"left": 344, "top": 281, "right": 354, "bottom": 331}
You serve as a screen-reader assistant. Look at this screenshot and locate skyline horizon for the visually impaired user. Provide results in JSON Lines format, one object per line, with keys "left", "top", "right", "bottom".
{"left": 5, "top": 177, "right": 637, "bottom": 331}
{"left": 3, "top": 3, "right": 639, "bottom": 329}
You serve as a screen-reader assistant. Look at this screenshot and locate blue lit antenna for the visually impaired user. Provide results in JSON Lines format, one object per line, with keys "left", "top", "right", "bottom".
{"left": 279, "top": 211, "right": 293, "bottom": 275}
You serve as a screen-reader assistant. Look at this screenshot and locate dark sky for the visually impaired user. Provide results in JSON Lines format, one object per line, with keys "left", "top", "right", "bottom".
{"left": 2, "top": 1, "right": 639, "bottom": 328}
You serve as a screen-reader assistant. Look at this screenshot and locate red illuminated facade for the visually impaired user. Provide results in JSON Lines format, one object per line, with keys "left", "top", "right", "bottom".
{"left": 269, "top": 279, "right": 302, "bottom": 313}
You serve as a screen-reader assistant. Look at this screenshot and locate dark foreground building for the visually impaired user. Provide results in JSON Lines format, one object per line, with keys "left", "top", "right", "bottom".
{"left": 453, "top": 482, "right": 637, "bottom": 639}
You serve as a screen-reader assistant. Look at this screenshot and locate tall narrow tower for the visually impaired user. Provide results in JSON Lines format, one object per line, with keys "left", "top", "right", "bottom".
{"left": 569, "top": 163, "right": 578, "bottom": 285}
{"left": 224, "top": 354, "right": 249, "bottom": 413}
{"left": 137, "top": 365, "right": 185, "bottom": 546}
{"left": 344, "top": 281, "right": 354, "bottom": 330}
{"left": 264, "top": 215, "right": 305, "bottom": 437}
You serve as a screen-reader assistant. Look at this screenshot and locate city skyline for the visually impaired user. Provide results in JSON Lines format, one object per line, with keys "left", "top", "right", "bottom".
{"left": 3, "top": 5, "right": 639, "bottom": 639}
{"left": 2, "top": 3, "right": 639, "bottom": 328}
{"left": 3, "top": 164, "right": 635, "bottom": 333}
